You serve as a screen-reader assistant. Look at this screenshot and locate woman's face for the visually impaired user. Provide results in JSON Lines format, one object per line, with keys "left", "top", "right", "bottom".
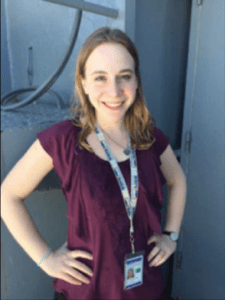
{"left": 81, "top": 43, "right": 138, "bottom": 125}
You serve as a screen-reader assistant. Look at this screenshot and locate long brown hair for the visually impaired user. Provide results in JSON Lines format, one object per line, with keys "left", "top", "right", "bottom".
{"left": 70, "top": 27, "right": 156, "bottom": 153}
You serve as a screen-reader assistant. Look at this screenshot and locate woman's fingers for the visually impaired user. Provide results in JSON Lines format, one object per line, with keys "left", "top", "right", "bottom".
{"left": 70, "top": 250, "right": 94, "bottom": 276}
{"left": 149, "top": 250, "right": 166, "bottom": 266}
{"left": 147, "top": 235, "right": 177, "bottom": 267}
{"left": 68, "top": 250, "right": 94, "bottom": 283}
{"left": 66, "top": 266, "right": 91, "bottom": 284}
{"left": 148, "top": 246, "right": 161, "bottom": 262}
{"left": 72, "top": 250, "right": 93, "bottom": 261}
{"left": 59, "top": 272, "right": 83, "bottom": 285}
{"left": 72, "top": 260, "right": 94, "bottom": 277}
{"left": 50, "top": 262, "right": 84, "bottom": 286}
{"left": 40, "top": 246, "right": 94, "bottom": 285}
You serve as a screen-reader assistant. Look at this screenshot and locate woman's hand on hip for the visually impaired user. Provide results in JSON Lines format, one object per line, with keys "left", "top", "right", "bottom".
{"left": 147, "top": 233, "right": 177, "bottom": 267}
{"left": 40, "top": 241, "right": 94, "bottom": 285}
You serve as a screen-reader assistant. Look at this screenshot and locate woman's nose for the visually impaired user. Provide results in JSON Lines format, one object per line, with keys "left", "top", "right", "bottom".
{"left": 107, "top": 79, "right": 122, "bottom": 97}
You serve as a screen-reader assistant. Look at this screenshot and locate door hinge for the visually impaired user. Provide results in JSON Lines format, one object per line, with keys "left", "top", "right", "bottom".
{"left": 176, "top": 251, "right": 182, "bottom": 274}
{"left": 197, "top": 0, "right": 203, "bottom": 6}
{"left": 185, "top": 131, "right": 191, "bottom": 153}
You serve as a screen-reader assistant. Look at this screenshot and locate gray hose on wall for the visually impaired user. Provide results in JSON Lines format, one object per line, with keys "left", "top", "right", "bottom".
{"left": 1, "top": 8, "right": 82, "bottom": 111}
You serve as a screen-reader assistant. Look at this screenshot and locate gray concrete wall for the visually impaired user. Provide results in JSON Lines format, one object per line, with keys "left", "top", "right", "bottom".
{"left": 134, "top": 0, "right": 192, "bottom": 295}
{"left": 3, "top": 0, "right": 125, "bottom": 105}
{"left": 1, "top": 0, "right": 12, "bottom": 96}
{"left": 135, "top": 0, "right": 191, "bottom": 150}
{"left": 1, "top": 1, "right": 126, "bottom": 299}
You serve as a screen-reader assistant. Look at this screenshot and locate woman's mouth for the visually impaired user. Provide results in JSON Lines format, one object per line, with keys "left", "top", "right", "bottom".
{"left": 102, "top": 101, "right": 125, "bottom": 111}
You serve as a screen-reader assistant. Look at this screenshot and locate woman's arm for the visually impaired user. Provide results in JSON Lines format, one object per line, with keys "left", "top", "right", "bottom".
{"left": 1, "top": 139, "right": 54, "bottom": 266}
{"left": 159, "top": 145, "right": 187, "bottom": 234}
{"left": 163, "top": 179, "right": 187, "bottom": 234}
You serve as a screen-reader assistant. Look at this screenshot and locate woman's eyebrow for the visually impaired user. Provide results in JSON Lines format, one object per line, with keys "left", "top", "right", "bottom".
{"left": 91, "top": 69, "right": 134, "bottom": 75}
{"left": 120, "top": 69, "right": 134, "bottom": 74}
{"left": 91, "top": 71, "right": 107, "bottom": 75}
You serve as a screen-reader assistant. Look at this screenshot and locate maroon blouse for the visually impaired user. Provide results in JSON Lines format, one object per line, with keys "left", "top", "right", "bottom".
{"left": 37, "top": 119, "right": 170, "bottom": 300}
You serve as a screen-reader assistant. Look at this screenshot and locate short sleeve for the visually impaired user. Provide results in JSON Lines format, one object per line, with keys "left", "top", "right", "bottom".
{"left": 152, "top": 125, "right": 170, "bottom": 162}
{"left": 149, "top": 126, "right": 170, "bottom": 187}
{"left": 36, "top": 119, "right": 76, "bottom": 183}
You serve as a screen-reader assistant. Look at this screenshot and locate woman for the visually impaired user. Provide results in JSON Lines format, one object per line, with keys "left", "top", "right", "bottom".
{"left": 1, "top": 27, "right": 187, "bottom": 300}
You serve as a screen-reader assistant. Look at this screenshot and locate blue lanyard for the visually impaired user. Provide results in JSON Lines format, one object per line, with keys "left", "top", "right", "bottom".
{"left": 95, "top": 124, "right": 139, "bottom": 254}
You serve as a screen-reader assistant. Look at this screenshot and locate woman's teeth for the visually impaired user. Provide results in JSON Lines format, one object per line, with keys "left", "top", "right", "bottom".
{"left": 107, "top": 103, "right": 122, "bottom": 107}
{"left": 103, "top": 101, "right": 125, "bottom": 108}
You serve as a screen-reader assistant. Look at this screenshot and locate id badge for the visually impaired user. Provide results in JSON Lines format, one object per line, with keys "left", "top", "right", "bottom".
{"left": 124, "top": 250, "right": 145, "bottom": 290}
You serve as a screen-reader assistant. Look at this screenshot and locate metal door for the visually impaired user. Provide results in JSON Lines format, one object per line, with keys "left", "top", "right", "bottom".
{"left": 171, "top": 1, "right": 225, "bottom": 299}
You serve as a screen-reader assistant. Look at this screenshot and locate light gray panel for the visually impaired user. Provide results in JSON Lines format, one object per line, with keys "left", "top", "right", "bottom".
{"left": 134, "top": 1, "right": 192, "bottom": 296}
{"left": 1, "top": 189, "right": 68, "bottom": 299}
{"left": 1, "top": 0, "right": 11, "bottom": 95}
{"left": 172, "top": 0, "right": 225, "bottom": 299}
{"left": 135, "top": 0, "right": 192, "bottom": 150}
{"left": 125, "top": 0, "right": 136, "bottom": 42}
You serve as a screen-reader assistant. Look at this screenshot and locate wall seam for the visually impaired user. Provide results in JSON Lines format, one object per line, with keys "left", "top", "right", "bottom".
{"left": 5, "top": 0, "right": 14, "bottom": 89}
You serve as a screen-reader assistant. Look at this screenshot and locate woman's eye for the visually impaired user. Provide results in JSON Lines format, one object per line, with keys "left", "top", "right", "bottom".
{"left": 95, "top": 76, "right": 106, "bottom": 81}
{"left": 121, "top": 75, "right": 131, "bottom": 80}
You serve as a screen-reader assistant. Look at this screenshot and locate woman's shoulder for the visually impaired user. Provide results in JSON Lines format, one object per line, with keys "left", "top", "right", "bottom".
{"left": 42, "top": 119, "right": 81, "bottom": 135}
{"left": 51, "top": 118, "right": 78, "bottom": 131}
{"left": 152, "top": 124, "right": 169, "bottom": 140}
{"left": 151, "top": 125, "right": 170, "bottom": 156}
{"left": 36, "top": 119, "right": 82, "bottom": 150}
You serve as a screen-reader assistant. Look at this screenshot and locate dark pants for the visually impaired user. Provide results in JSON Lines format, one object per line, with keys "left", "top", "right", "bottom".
{"left": 54, "top": 292, "right": 67, "bottom": 300}
{"left": 53, "top": 291, "right": 169, "bottom": 300}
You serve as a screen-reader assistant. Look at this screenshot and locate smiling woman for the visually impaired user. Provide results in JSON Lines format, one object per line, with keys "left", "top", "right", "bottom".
{"left": 80, "top": 43, "right": 138, "bottom": 130}
{"left": 1, "top": 26, "right": 186, "bottom": 300}
{"left": 72, "top": 27, "right": 156, "bottom": 154}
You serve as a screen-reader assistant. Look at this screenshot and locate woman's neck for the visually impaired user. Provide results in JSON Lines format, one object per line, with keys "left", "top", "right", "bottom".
{"left": 96, "top": 118, "right": 127, "bottom": 136}
{"left": 80, "top": 116, "right": 127, "bottom": 136}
